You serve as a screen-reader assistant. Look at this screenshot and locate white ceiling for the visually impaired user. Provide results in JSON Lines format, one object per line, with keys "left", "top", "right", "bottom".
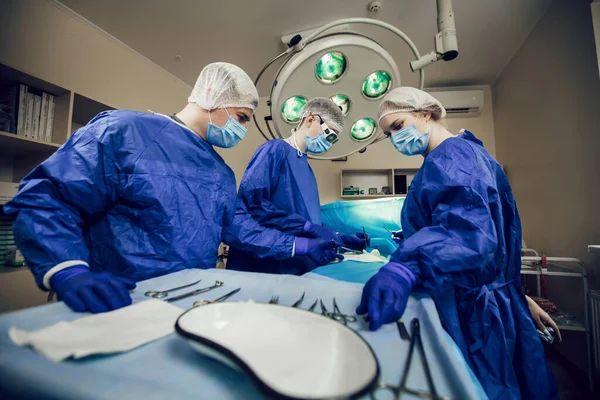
{"left": 58, "top": 0, "right": 552, "bottom": 94}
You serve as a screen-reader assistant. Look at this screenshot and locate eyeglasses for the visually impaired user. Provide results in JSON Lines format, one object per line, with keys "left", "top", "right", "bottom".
{"left": 316, "top": 115, "right": 339, "bottom": 144}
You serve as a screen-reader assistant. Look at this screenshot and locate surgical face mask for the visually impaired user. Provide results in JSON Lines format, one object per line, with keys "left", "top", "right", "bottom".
{"left": 306, "top": 132, "right": 333, "bottom": 155}
{"left": 206, "top": 109, "right": 247, "bottom": 148}
{"left": 389, "top": 115, "right": 429, "bottom": 156}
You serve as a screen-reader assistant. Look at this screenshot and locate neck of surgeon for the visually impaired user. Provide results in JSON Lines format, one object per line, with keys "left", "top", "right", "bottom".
{"left": 426, "top": 122, "right": 454, "bottom": 155}
{"left": 175, "top": 103, "right": 209, "bottom": 141}
{"left": 290, "top": 128, "right": 308, "bottom": 153}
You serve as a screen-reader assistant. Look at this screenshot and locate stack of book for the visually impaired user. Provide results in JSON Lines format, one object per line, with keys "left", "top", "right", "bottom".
{"left": 0, "top": 84, "right": 56, "bottom": 142}
{"left": 0, "top": 214, "right": 17, "bottom": 267}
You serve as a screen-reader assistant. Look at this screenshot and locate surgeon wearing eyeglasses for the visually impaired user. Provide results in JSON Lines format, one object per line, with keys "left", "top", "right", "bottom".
{"left": 224, "top": 98, "right": 367, "bottom": 274}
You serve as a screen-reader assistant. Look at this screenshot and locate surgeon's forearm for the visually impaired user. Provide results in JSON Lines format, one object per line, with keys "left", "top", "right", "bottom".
{"left": 12, "top": 208, "right": 90, "bottom": 290}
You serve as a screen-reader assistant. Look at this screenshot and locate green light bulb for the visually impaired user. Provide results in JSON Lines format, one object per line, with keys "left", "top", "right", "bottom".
{"left": 362, "top": 71, "right": 391, "bottom": 99}
{"left": 315, "top": 52, "right": 347, "bottom": 84}
{"left": 351, "top": 118, "right": 376, "bottom": 141}
{"left": 330, "top": 94, "right": 351, "bottom": 116}
{"left": 281, "top": 96, "right": 308, "bottom": 123}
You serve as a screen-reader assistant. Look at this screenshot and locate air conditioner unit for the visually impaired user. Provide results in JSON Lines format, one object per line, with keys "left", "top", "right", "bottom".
{"left": 427, "top": 89, "right": 484, "bottom": 118}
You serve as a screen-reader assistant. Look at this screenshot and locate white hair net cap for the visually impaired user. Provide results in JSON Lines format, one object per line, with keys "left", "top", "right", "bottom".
{"left": 377, "top": 87, "right": 446, "bottom": 124}
{"left": 188, "top": 62, "right": 259, "bottom": 113}
{"left": 300, "top": 97, "right": 345, "bottom": 133}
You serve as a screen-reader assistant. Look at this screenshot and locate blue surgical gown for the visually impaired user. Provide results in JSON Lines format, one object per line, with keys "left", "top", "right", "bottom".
{"left": 224, "top": 139, "right": 322, "bottom": 275}
{"left": 391, "top": 131, "right": 556, "bottom": 399}
{"left": 4, "top": 111, "right": 236, "bottom": 288}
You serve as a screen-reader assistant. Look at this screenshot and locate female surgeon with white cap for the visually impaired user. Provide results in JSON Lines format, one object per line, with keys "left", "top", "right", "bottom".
{"left": 356, "top": 87, "right": 557, "bottom": 399}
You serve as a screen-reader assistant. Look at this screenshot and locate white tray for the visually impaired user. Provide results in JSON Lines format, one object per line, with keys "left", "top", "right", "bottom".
{"left": 175, "top": 302, "right": 379, "bottom": 399}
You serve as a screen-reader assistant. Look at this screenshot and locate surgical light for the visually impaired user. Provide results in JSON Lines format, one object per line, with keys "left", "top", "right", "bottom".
{"left": 315, "top": 52, "right": 347, "bottom": 84}
{"left": 362, "top": 71, "right": 392, "bottom": 99}
{"left": 350, "top": 118, "right": 377, "bottom": 142}
{"left": 253, "top": 0, "right": 458, "bottom": 159}
{"left": 330, "top": 94, "right": 351, "bottom": 116}
{"left": 281, "top": 96, "right": 307, "bottom": 123}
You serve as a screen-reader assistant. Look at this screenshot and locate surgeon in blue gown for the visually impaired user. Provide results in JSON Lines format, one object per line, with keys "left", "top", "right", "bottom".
{"left": 225, "top": 98, "right": 367, "bottom": 275}
{"left": 357, "top": 87, "right": 557, "bottom": 399}
{"left": 4, "top": 62, "right": 259, "bottom": 313}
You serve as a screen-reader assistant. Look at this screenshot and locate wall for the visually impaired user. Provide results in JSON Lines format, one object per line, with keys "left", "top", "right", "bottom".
{"left": 0, "top": 0, "right": 191, "bottom": 113}
{"left": 0, "top": 0, "right": 191, "bottom": 312}
{"left": 493, "top": 0, "right": 600, "bottom": 283}
{"left": 593, "top": 1, "right": 600, "bottom": 76}
{"left": 219, "top": 87, "right": 496, "bottom": 205}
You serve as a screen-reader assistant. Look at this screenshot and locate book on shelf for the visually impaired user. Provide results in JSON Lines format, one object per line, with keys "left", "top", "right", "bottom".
{"left": 40, "top": 92, "right": 49, "bottom": 138}
{"left": 45, "top": 94, "right": 55, "bottom": 142}
{"left": 0, "top": 85, "right": 18, "bottom": 134}
{"left": 24, "top": 92, "right": 34, "bottom": 138}
{"left": 0, "top": 83, "right": 56, "bottom": 142}
{"left": 17, "top": 84, "right": 28, "bottom": 136}
{"left": 32, "top": 94, "right": 42, "bottom": 140}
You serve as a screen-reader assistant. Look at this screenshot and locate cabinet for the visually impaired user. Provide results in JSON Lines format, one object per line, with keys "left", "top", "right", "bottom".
{"left": 0, "top": 63, "right": 114, "bottom": 183}
{"left": 0, "top": 63, "right": 113, "bottom": 312}
{"left": 340, "top": 168, "right": 419, "bottom": 199}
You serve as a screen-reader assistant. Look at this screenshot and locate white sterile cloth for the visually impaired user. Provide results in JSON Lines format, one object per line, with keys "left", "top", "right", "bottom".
{"left": 341, "top": 249, "right": 388, "bottom": 263}
{"left": 9, "top": 299, "right": 183, "bottom": 362}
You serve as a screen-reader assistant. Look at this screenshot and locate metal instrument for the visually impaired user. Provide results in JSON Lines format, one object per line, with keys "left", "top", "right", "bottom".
{"left": 336, "top": 246, "right": 364, "bottom": 255}
{"left": 192, "top": 288, "right": 241, "bottom": 307}
{"left": 397, "top": 319, "right": 411, "bottom": 341}
{"left": 308, "top": 299, "right": 319, "bottom": 312}
{"left": 319, "top": 298, "right": 357, "bottom": 325}
{"left": 165, "top": 281, "right": 223, "bottom": 303}
{"left": 362, "top": 226, "right": 371, "bottom": 247}
{"left": 291, "top": 292, "right": 305, "bottom": 308}
{"left": 268, "top": 295, "right": 279, "bottom": 304}
{"left": 370, "top": 318, "right": 448, "bottom": 400}
{"left": 144, "top": 279, "right": 202, "bottom": 299}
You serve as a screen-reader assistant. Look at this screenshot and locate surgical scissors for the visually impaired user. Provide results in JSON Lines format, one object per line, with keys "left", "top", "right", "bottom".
{"left": 320, "top": 298, "right": 357, "bottom": 325}
{"left": 291, "top": 292, "right": 305, "bottom": 308}
{"left": 193, "top": 288, "right": 241, "bottom": 307}
{"left": 145, "top": 279, "right": 202, "bottom": 299}
{"left": 165, "top": 281, "right": 223, "bottom": 303}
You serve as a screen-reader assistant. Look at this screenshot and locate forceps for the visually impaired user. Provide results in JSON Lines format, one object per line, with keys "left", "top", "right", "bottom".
{"left": 336, "top": 246, "right": 364, "bottom": 255}
{"left": 320, "top": 298, "right": 357, "bottom": 325}
{"left": 165, "top": 281, "right": 223, "bottom": 303}
{"left": 145, "top": 279, "right": 202, "bottom": 299}
{"left": 193, "top": 288, "right": 241, "bottom": 307}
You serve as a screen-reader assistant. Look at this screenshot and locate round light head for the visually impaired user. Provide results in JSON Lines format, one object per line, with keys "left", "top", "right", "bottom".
{"left": 330, "top": 94, "right": 351, "bottom": 116}
{"left": 281, "top": 96, "right": 308, "bottom": 123}
{"left": 315, "top": 51, "right": 347, "bottom": 84}
{"left": 270, "top": 34, "right": 400, "bottom": 159}
{"left": 362, "top": 71, "right": 392, "bottom": 99}
{"left": 350, "top": 118, "right": 377, "bottom": 142}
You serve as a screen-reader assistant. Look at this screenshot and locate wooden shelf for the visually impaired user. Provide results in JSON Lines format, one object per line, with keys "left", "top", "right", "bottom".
{"left": 0, "top": 131, "right": 60, "bottom": 156}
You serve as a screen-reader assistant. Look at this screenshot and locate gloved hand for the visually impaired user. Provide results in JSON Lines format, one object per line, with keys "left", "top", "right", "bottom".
{"left": 356, "top": 262, "right": 415, "bottom": 331}
{"left": 295, "top": 237, "right": 343, "bottom": 266}
{"left": 340, "top": 233, "right": 368, "bottom": 251}
{"left": 50, "top": 266, "right": 137, "bottom": 313}
{"left": 303, "top": 221, "right": 341, "bottom": 244}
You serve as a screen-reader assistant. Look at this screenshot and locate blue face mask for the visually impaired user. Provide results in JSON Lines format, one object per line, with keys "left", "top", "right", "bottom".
{"left": 390, "top": 117, "right": 429, "bottom": 156}
{"left": 206, "top": 109, "right": 247, "bottom": 148}
{"left": 306, "top": 132, "right": 333, "bottom": 155}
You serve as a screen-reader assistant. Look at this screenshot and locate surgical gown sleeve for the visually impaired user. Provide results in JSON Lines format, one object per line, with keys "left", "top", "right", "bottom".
{"left": 390, "top": 145, "right": 498, "bottom": 292}
{"left": 4, "top": 116, "right": 126, "bottom": 289}
{"left": 224, "top": 144, "right": 305, "bottom": 259}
